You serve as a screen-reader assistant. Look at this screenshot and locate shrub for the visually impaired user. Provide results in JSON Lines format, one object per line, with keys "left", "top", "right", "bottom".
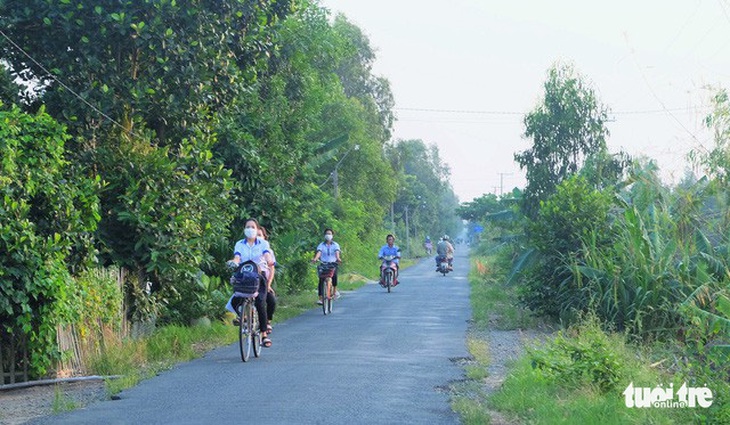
{"left": 520, "top": 175, "right": 614, "bottom": 318}
{"left": 528, "top": 315, "right": 623, "bottom": 392}
{"left": 0, "top": 104, "right": 100, "bottom": 377}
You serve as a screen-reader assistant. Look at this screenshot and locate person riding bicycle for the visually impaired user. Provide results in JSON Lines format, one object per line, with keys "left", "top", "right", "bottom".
{"left": 435, "top": 235, "right": 455, "bottom": 271}
{"left": 225, "top": 218, "right": 274, "bottom": 348}
{"left": 424, "top": 236, "right": 433, "bottom": 255}
{"left": 378, "top": 234, "right": 401, "bottom": 285}
{"left": 311, "top": 228, "right": 342, "bottom": 305}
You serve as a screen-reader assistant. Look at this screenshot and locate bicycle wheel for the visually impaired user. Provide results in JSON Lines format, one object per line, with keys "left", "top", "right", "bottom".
{"left": 238, "top": 302, "right": 251, "bottom": 362}
{"left": 322, "top": 277, "right": 329, "bottom": 315}
{"left": 251, "top": 302, "right": 261, "bottom": 358}
{"left": 326, "top": 277, "right": 333, "bottom": 314}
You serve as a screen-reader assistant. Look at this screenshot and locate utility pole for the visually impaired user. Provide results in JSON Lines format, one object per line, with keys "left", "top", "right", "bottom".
{"left": 404, "top": 205, "right": 410, "bottom": 257}
{"left": 497, "top": 172, "right": 513, "bottom": 196}
{"left": 390, "top": 203, "right": 395, "bottom": 232}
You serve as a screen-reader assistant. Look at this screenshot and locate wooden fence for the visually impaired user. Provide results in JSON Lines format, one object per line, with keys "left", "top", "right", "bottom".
{"left": 0, "top": 330, "right": 29, "bottom": 385}
{"left": 1, "top": 268, "right": 128, "bottom": 384}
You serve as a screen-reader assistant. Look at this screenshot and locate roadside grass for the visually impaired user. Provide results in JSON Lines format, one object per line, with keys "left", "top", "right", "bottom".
{"left": 469, "top": 255, "right": 536, "bottom": 330}
{"left": 489, "top": 323, "right": 693, "bottom": 425}
{"left": 52, "top": 386, "right": 78, "bottom": 413}
{"left": 453, "top": 252, "right": 699, "bottom": 425}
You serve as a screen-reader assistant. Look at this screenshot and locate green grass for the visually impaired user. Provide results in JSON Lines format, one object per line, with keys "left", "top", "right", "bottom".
{"left": 453, "top": 252, "right": 702, "bottom": 425}
{"left": 470, "top": 256, "right": 537, "bottom": 330}
{"left": 490, "top": 355, "right": 690, "bottom": 425}
{"left": 52, "top": 386, "right": 78, "bottom": 413}
{"left": 91, "top": 321, "right": 236, "bottom": 395}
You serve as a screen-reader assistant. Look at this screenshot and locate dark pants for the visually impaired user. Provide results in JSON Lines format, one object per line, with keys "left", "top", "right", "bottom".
{"left": 254, "top": 278, "right": 268, "bottom": 333}
{"left": 318, "top": 270, "right": 338, "bottom": 297}
{"left": 266, "top": 290, "right": 276, "bottom": 322}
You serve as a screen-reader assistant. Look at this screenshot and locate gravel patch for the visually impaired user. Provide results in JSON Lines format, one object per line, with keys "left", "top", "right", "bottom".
{"left": 0, "top": 381, "right": 107, "bottom": 425}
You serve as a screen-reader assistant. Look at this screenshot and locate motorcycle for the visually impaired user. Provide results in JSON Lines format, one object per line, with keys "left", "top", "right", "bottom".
{"left": 379, "top": 255, "right": 398, "bottom": 292}
{"left": 436, "top": 255, "right": 450, "bottom": 276}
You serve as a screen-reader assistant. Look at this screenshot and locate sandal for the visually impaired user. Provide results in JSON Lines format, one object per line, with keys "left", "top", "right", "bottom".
{"left": 266, "top": 323, "right": 273, "bottom": 333}
{"left": 262, "top": 337, "right": 272, "bottom": 347}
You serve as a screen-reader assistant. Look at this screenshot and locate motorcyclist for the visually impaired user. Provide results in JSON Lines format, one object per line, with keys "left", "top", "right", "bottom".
{"left": 435, "top": 235, "right": 455, "bottom": 271}
{"left": 378, "top": 234, "right": 401, "bottom": 285}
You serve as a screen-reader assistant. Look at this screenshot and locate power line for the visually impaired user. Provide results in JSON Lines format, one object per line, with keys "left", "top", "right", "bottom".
{"left": 395, "top": 106, "right": 702, "bottom": 116}
{"left": 0, "top": 29, "right": 127, "bottom": 133}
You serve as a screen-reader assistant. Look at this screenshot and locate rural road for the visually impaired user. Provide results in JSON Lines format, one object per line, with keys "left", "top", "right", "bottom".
{"left": 37, "top": 248, "right": 471, "bottom": 424}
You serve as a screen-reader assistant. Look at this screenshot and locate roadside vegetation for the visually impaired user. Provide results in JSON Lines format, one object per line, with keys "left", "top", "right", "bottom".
{"left": 455, "top": 64, "right": 730, "bottom": 424}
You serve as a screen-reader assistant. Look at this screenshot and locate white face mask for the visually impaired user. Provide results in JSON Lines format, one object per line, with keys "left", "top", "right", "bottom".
{"left": 324, "top": 234, "right": 333, "bottom": 242}
{"left": 244, "top": 228, "right": 257, "bottom": 239}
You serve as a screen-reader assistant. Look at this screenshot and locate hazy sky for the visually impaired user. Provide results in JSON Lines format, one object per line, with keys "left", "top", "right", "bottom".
{"left": 318, "top": 0, "right": 730, "bottom": 202}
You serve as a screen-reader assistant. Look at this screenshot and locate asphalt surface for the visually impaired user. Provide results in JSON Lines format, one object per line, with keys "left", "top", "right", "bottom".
{"left": 36, "top": 248, "right": 471, "bottom": 425}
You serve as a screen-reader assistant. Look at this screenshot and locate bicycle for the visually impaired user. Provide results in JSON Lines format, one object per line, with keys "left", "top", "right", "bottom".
{"left": 230, "top": 261, "right": 262, "bottom": 362}
{"left": 317, "top": 261, "right": 338, "bottom": 315}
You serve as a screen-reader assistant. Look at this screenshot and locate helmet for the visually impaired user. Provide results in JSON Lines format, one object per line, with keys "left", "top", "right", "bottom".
{"left": 443, "top": 235, "right": 450, "bottom": 241}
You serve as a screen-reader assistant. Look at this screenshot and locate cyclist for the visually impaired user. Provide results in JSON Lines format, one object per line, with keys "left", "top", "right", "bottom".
{"left": 311, "top": 228, "right": 342, "bottom": 305}
{"left": 226, "top": 218, "right": 274, "bottom": 348}
{"left": 258, "top": 226, "right": 276, "bottom": 335}
{"left": 378, "top": 234, "right": 401, "bottom": 285}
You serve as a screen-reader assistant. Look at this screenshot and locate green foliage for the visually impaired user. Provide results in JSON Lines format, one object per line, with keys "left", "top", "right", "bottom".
{"left": 470, "top": 252, "right": 536, "bottom": 331}
{"left": 0, "top": 104, "right": 100, "bottom": 377}
{"left": 519, "top": 175, "right": 614, "bottom": 318}
{"left": 95, "top": 129, "right": 234, "bottom": 322}
{"left": 1, "top": 0, "right": 293, "bottom": 142}
{"left": 387, "top": 139, "right": 461, "bottom": 245}
{"left": 528, "top": 316, "right": 623, "bottom": 392}
{"left": 58, "top": 267, "right": 123, "bottom": 335}
{"left": 515, "top": 62, "right": 611, "bottom": 219}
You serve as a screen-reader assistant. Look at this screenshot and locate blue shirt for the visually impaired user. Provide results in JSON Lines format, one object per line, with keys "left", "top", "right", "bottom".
{"left": 316, "top": 241, "right": 341, "bottom": 263}
{"left": 233, "top": 238, "right": 271, "bottom": 271}
{"left": 378, "top": 244, "right": 401, "bottom": 265}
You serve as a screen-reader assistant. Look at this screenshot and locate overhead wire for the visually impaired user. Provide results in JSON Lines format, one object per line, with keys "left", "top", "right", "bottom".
{"left": 0, "top": 29, "right": 128, "bottom": 133}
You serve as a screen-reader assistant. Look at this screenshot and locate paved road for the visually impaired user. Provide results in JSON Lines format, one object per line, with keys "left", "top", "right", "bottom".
{"left": 38, "top": 248, "right": 471, "bottom": 424}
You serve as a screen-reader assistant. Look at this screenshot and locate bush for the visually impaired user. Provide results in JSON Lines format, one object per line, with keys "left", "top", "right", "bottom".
{"left": 0, "top": 104, "right": 100, "bottom": 377}
{"left": 528, "top": 315, "right": 623, "bottom": 392}
{"left": 520, "top": 175, "right": 614, "bottom": 318}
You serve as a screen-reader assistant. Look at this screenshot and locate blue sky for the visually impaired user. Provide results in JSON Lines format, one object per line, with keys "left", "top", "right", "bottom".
{"left": 319, "top": 0, "right": 730, "bottom": 202}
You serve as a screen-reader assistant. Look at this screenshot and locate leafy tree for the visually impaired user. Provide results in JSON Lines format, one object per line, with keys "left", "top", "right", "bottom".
{"left": 0, "top": 0, "right": 293, "bottom": 143}
{"left": 331, "top": 14, "right": 395, "bottom": 142}
{"left": 457, "top": 193, "right": 502, "bottom": 222}
{"left": 0, "top": 103, "right": 99, "bottom": 377}
{"left": 515, "top": 63, "right": 610, "bottom": 219}
{"left": 520, "top": 175, "right": 614, "bottom": 319}
{"left": 387, "top": 139, "right": 461, "bottom": 245}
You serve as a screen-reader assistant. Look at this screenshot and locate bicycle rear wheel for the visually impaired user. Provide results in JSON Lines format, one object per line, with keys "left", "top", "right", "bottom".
{"left": 326, "top": 278, "right": 333, "bottom": 314}
{"left": 251, "top": 302, "right": 261, "bottom": 358}
{"left": 322, "top": 277, "right": 330, "bottom": 315}
{"left": 238, "top": 302, "right": 251, "bottom": 362}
